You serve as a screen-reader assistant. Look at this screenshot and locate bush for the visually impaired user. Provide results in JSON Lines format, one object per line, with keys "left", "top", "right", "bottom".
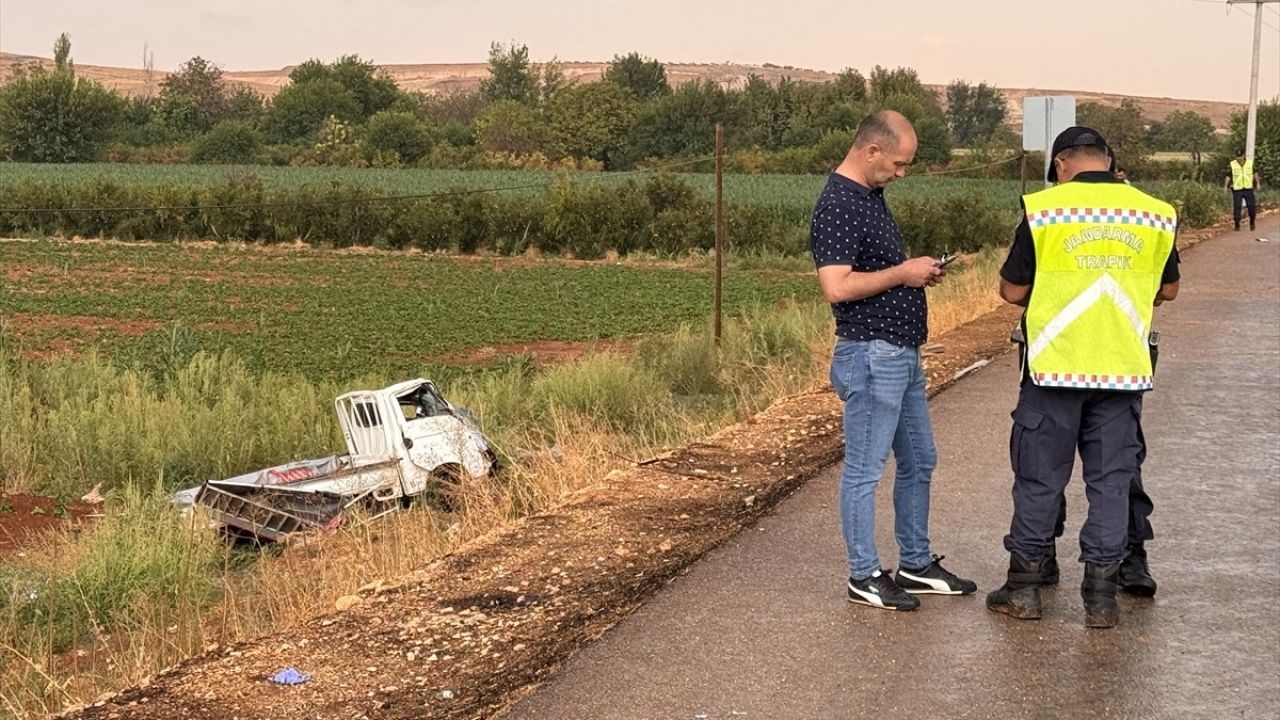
{"left": 636, "top": 326, "right": 721, "bottom": 395}
{"left": 531, "top": 353, "right": 673, "bottom": 436}
{"left": 1156, "top": 180, "right": 1220, "bottom": 229}
{"left": 191, "top": 120, "right": 263, "bottom": 163}
{"left": 363, "top": 110, "right": 434, "bottom": 164}
{"left": 892, "top": 193, "right": 1015, "bottom": 257}
{"left": 0, "top": 67, "right": 124, "bottom": 162}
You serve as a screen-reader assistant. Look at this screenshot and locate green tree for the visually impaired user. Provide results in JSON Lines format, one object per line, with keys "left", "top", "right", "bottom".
{"left": 538, "top": 57, "right": 568, "bottom": 103}
{"left": 830, "top": 68, "right": 868, "bottom": 102}
{"left": 330, "top": 55, "right": 401, "bottom": 117}
{"left": 261, "top": 78, "right": 362, "bottom": 142}
{"left": 1220, "top": 100, "right": 1280, "bottom": 185}
{"left": 53, "top": 32, "right": 72, "bottom": 71}
{"left": 912, "top": 115, "right": 953, "bottom": 166}
{"left": 224, "top": 85, "right": 266, "bottom": 123}
{"left": 633, "top": 79, "right": 742, "bottom": 158}
{"left": 869, "top": 66, "right": 940, "bottom": 114}
{"left": 1077, "top": 99, "right": 1150, "bottom": 168}
{"left": 191, "top": 120, "right": 262, "bottom": 163}
{"left": 158, "top": 56, "right": 230, "bottom": 133}
{"left": 0, "top": 35, "right": 123, "bottom": 162}
{"left": 286, "top": 55, "right": 402, "bottom": 118}
{"left": 363, "top": 110, "right": 434, "bottom": 164}
{"left": 1151, "top": 110, "right": 1215, "bottom": 166}
{"left": 777, "top": 78, "right": 863, "bottom": 148}
{"left": 480, "top": 42, "right": 539, "bottom": 105}
{"left": 548, "top": 81, "right": 637, "bottom": 167}
{"left": 604, "top": 52, "right": 671, "bottom": 101}
{"left": 474, "top": 99, "right": 550, "bottom": 154}
{"left": 945, "top": 80, "right": 1007, "bottom": 146}
{"left": 736, "top": 75, "right": 787, "bottom": 149}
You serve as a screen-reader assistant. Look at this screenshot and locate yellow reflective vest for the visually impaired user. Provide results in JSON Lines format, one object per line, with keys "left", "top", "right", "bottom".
{"left": 1230, "top": 158, "right": 1255, "bottom": 190}
{"left": 1022, "top": 182, "right": 1177, "bottom": 391}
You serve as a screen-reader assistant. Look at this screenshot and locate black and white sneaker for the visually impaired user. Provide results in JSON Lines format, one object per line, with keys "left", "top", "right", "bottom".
{"left": 895, "top": 555, "right": 978, "bottom": 595}
{"left": 848, "top": 570, "right": 920, "bottom": 611}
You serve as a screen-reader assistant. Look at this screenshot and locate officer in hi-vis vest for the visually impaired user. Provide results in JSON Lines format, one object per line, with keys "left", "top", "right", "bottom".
{"left": 987, "top": 127, "right": 1181, "bottom": 629}
{"left": 1224, "top": 147, "right": 1261, "bottom": 232}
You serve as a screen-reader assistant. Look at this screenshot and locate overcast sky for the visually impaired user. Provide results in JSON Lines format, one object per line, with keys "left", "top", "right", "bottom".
{"left": 1, "top": 0, "right": 1277, "bottom": 102}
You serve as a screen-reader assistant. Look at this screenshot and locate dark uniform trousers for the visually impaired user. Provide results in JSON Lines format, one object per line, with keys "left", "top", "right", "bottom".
{"left": 1232, "top": 188, "right": 1257, "bottom": 229}
{"left": 1053, "top": 421, "right": 1154, "bottom": 548}
{"left": 1003, "top": 381, "right": 1145, "bottom": 565}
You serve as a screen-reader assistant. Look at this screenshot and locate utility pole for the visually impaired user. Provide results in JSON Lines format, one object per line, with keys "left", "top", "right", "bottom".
{"left": 714, "top": 122, "right": 724, "bottom": 343}
{"left": 1229, "top": 0, "right": 1280, "bottom": 158}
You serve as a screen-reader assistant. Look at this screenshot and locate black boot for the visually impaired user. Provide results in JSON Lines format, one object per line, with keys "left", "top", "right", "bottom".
{"left": 1118, "top": 544, "right": 1157, "bottom": 597}
{"left": 1082, "top": 562, "right": 1121, "bottom": 629}
{"left": 986, "top": 553, "right": 1043, "bottom": 620}
{"left": 1041, "top": 545, "right": 1060, "bottom": 586}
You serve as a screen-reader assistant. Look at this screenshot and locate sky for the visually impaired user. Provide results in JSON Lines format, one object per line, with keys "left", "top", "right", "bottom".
{"left": 1, "top": 0, "right": 1278, "bottom": 103}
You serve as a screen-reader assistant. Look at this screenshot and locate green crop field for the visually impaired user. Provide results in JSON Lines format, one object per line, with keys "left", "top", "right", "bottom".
{"left": 0, "top": 163, "right": 1033, "bottom": 220}
{"left": 0, "top": 239, "right": 818, "bottom": 379}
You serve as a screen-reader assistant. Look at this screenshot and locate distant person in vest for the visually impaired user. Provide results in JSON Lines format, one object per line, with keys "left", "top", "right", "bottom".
{"left": 1224, "top": 147, "right": 1261, "bottom": 232}
{"left": 987, "top": 126, "right": 1180, "bottom": 629}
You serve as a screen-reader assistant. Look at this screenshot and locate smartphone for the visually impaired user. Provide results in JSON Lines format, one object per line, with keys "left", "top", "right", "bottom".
{"left": 936, "top": 253, "right": 958, "bottom": 268}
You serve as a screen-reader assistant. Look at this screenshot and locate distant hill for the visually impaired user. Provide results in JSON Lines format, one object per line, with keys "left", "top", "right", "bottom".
{"left": 0, "top": 52, "right": 1245, "bottom": 131}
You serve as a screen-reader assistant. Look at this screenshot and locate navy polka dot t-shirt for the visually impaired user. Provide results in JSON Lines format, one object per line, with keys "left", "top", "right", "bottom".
{"left": 809, "top": 172, "right": 927, "bottom": 348}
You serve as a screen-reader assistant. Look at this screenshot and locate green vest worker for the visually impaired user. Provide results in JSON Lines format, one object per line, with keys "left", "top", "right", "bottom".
{"left": 1224, "top": 148, "right": 1261, "bottom": 231}
{"left": 987, "top": 126, "right": 1180, "bottom": 630}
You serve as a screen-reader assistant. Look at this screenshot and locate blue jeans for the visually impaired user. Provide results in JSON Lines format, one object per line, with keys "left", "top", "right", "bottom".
{"left": 830, "top": 338, "right": 936, "bottom": 579}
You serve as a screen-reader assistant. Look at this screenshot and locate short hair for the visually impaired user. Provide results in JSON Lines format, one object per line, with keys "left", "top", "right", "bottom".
{"left": 852, "top": 111, "right": 907, "bottom": 151}
{"left": 1058, "top": 145, "right": 1109, "bottom": 164}
{"left": 1116, "top": 165, "right": 1127, "bottom": 173}
{"left": 1236, "top": 147, "right": 1246, "bottom": 156}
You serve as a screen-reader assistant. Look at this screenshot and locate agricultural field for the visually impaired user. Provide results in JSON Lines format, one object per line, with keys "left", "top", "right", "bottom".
{"left": 0, "top": 162, "right": 1032, "bottom": 219}
{"left": 0, "top": 239, "right": 818, "bottom": 379}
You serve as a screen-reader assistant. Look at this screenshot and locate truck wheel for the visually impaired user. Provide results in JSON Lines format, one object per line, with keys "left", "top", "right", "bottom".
{"left": 416, "top": 465, "right": 465, "bottom": 513}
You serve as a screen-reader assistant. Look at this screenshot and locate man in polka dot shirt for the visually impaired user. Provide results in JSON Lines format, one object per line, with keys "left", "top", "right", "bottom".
{"left": 811, "top": 110, "right": 977, "bottom": 612}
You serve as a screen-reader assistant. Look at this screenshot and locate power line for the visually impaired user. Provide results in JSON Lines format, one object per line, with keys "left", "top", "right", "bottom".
{"left": 1228, "top": 1, "right": 1280, "bottom": 31}
{"left": 920, "top": 154, "right": 1022, "bottom": 177}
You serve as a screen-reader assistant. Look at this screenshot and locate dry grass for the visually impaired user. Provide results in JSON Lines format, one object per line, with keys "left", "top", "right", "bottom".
{"left": 928, "top": 248, "right": 1005, "bottom": 336}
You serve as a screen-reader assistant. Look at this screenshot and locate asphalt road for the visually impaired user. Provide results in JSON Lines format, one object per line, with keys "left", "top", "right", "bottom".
{"left": 506, "top": 220, "right": 1280, "bottom": 720}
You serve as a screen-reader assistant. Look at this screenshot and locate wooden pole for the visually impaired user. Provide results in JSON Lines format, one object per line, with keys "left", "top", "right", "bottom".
{"left": 714, "top": 122, "right": 724, "bottom": 343}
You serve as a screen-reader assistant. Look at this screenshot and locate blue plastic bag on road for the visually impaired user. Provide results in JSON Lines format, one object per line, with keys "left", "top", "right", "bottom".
{"left": 269, "top": 667, "right": 311, "bottom": 685}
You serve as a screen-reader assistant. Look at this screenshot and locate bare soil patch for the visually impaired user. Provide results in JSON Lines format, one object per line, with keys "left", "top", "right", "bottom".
{"left": 3, "top": 312, "right": 161, "bottom": 337}
{"left": 0, "top": 493, "right": 100, "bottom": 558}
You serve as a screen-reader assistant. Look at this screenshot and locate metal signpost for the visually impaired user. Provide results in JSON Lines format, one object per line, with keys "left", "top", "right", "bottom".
{"left": 1023, "top": 96, "right": 1077, "bottom": 187}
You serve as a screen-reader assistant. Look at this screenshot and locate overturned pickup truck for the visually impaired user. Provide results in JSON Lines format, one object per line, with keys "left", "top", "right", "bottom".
{"left": 174, "top": 378, "right": 497, "bottom": 543}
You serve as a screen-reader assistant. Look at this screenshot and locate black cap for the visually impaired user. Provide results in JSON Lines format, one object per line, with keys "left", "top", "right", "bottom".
{"left": 1047, "top": 126, "right": 1109, "bottom": 182}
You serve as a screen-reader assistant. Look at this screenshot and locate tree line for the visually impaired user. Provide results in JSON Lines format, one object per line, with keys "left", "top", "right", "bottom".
{"left": 0, "top": 33, "right": 1274, "bottom": 184}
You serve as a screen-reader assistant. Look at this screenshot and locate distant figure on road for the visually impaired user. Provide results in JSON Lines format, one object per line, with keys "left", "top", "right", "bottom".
{"left": 1225, "top": 147, "right": 1261, "bottom": 231}
{"left": 1114, "top": 166, "right": 1130, "bottom": 184}
{"left": 809, "top": 109, "right": 977, "bottom": 612}
{"left": 988, "top": 126, "right": 1180, "bottom": 629}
